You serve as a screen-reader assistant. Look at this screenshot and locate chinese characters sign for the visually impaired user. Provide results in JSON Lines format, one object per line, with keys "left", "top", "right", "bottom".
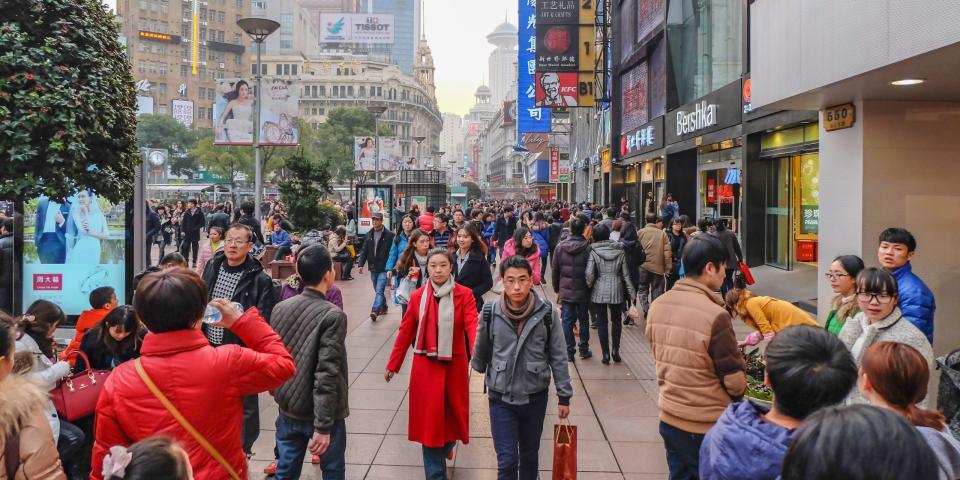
{"left": 534, "top": 0, "right": 596, "bottom": 108}
{"left": 519, "top": 0, "right": 552, "bottom": 133}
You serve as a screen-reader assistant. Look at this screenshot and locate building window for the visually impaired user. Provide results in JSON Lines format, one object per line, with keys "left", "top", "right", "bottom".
{"left": 199, "top": 87, "right": 206, "bottom": 99}
{"left": 666, "top": 0, "right": 742, "bottom": 106}
{"left": 291, "top": 64, "right": 298, "bottom": 75}
{"left": 234, "top": 33, "right": 242, "bottom": 45}
{"left": 208, "top": 90, "right": 215, "bottom": 101}
{"left": 198, "top": 107, "right": 205, "bottom": 120}
{"left": 235, "top": 0, "right": 242, "bottom": 8}
{"left": 275, "top": 64, "right": 282, "bottom": 75}
{"left": 280, "top": 14, "right": 293, "bottom": 34}
{"left": 180, "top": 64, "right": 188, "bottom": 77}
{"left": 158, "top": 83, "right": 167, "bottom": 97}
{"left": 319, "top": 86, "right": 326, "bottom": 96}
{"left": 280, "top": 39, "right": 292, "bottom": 49}
{"left": 347, "top": 85, "right": 354, "bottom": 97}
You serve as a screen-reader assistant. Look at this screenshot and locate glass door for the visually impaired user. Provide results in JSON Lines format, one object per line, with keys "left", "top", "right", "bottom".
{"left": 764, "top": 156, "right": 792, "bottom": 269}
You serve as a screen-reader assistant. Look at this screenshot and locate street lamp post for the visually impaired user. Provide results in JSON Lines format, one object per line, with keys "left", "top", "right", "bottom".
{"left": 366, "top": 105, "right": 387, "bottom": 183}
{"left": 412, "top": 136, "right": 425, "bottom": 169}
{"left": 237, "top": 17, "right": 280, "bottom": 221}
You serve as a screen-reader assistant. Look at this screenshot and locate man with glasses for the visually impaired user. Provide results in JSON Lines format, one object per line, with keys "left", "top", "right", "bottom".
{"left": 200, "top": 222, "right": 277, "bottom": 458}
{"left": 357, "top": 212, "right": 395, "bottom": 321}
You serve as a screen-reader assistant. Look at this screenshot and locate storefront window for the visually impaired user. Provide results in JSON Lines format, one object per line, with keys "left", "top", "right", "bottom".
{"left": 666, "top": 0, "right": 743, "bottom": 106}
{"left": 699, "top": 145, "right": 742, "bottom": 232}
{"left": 649, "top": 39, "right": 667, "bottom": 118}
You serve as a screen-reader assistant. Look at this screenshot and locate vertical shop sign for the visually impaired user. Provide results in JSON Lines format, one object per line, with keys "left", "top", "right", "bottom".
{"left": 535, "top": 0, "right": 596, "bottom": 108}
{"left": 519, "top": 0, "right": 551, "bottom": 133}
{"left": 549, "top": 147, "right": 560, "bottom": 183}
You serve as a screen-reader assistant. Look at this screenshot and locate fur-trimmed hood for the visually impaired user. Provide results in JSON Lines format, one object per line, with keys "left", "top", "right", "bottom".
{"left": 0, "top": 375, "right": 48, "bottom": 437}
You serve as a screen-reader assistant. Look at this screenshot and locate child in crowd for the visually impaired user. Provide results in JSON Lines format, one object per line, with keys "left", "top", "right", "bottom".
{"left": 63, "top": 286, "right": 117, "bottom": 365}
{"left": 102, "top": 437, "right": 194, "bottom": 480}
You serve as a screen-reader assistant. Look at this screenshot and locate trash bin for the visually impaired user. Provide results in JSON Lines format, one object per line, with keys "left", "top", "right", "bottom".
{"left": 937, "top": 349, "right": 960, "bottom": 439}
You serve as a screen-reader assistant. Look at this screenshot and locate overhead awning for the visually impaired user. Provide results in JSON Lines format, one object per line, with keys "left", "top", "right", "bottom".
{"left": 147, "top": 184, "right": 231, "bottom": 193}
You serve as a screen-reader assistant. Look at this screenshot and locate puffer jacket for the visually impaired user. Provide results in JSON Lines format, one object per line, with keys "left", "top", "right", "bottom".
{"left": 386, "top": 230, "right": 410, "bottom": 273}
{"left": 14, "top": 333, "right": 70, "bottom": 441}
{"left": 551, "top": 235, "right": 591, "bottom": 303}
{"left": 91, "top": 309, "right": 296, "bottom": 480}
{"left": 0, "top": 376, "right": 66, "bottom": 480}
{"left": 638, "top": 223, "right": 672, "bottom": 275}
{"left": 530, "top": 222, "right": 551, "bottom": 258}
{"left": 272, "top": 289, "right": 349, "bottom": 434}
{"left": 891, "top": 263, "right": 936, "bottom": 343}
{"left": 699, "top": 401, "right": 794, "bottom": 480}
{"left": 418, "top": 212, "right": 435, "bottom": 234}
{"left": 471, "top": 296, "right": 573, "bottom": 406}
{"left": 201, "top": 252, "right": 277, "bottom": 346}
{"left": 585, "top": 240, "right": 636, "bottom": 305}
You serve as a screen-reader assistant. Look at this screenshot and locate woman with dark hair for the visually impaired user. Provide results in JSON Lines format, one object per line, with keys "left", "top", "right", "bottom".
{"left": 453, "top": 223, "right": 493, "bottom": 313}
{"left": 195, "top": 225, "right": 224, "bottom": 275}
{"left": 501, "top": 227, "right": 542, "bottom": 285}
{"left": 838, "top": 267, "right": 934, "bottom": 406}
{"left": 156, "top": 205, "right": 174, "bottom": 260}
{"left": 665, "top": 217, "right": 687, "bottom": 289}
{"left": 824, "top": 254, "right": 865, "bottom": 335}
{"left": 529, "top": 212, "right": 551, "bottom": 280}
{"left": 102, "top": 436, "right": 194, "bottom": 480}
{"left": 14, "top": 300, "right": 85, "bottom": 478}
{"left": 75, "top": 306, "right": 147, "bottom": 372}
{"left": 394, "top": 229, "right": 432, "bottom": 316}
{"left": 172, "top": 200, "right": 185, "bottom": 248}
{"left": 481, "top": 212, "right": 497, "bottom": 266}
{"left": 781, "top": 404, "right": 940, "bottom": 480}
{"left": 328, "top": 225, "right": 354, "bottom": 281}
{"left": 217, "top": 80, "right": 254, "bottom": 142}
{"left": 585, "top": 223, "right": 635, "bottom": 364}
{"left": 385, "top": 248, "right": 478, "bottom": 480}
{"left": 859, "top": 342, "right": 960, "bottom": 479}
{"left": 386, "top": 214, "right": 416, "bottom": 290}
{"left": 90, "top": 268, "right": 295, "bottom": 480}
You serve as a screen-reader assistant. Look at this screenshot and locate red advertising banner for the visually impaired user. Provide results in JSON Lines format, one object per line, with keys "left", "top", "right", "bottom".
{"left": 549, "top": 147, "right": 560, "bottom": 183}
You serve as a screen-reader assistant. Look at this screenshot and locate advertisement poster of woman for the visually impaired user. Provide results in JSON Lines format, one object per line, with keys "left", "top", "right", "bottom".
{"left": 65, "top": 190, "right": 109, "bottom": 264}
{"left": 355, "top": 137, "right": 377, "bottom": 171}
{"left": 259, "top": 79, "right": 300, "bottom": 145}
{"left": 214, "top": 78, "right": 255, "bottom": 144}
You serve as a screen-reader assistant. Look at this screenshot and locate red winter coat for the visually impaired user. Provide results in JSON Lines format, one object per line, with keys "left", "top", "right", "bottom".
{"left": 91, "top": 309, "right": 296, "bottom": 480}
{"left": 418, "top": 212, "right": 435, "bottom": 234}
{"left": 386, "top": 282, "right": 478, "bottom": 447}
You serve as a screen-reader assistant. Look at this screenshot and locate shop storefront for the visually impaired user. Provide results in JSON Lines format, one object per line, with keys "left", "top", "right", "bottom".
{"left": 616, "top": 115, "right": 665, "bottom": 219}
{"left": 745, "top": 122, "right": 820, "bottom": 269}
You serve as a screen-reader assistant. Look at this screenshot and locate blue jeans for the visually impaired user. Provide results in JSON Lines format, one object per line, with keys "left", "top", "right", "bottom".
{"left": 561, "top": 301, "right": 590, "bottom": 355}
{"left": 422, "top": 442, "right": 455, "bottom": 480}
{"left": 370, "top": 271, "right": 388, "bottom": 311}
{"left": 275, "top": 415, "right": 346, "bottom": 480}
{"left": 658, "top": 421, "right": 704, "bottom": 480}
{"left": 489, "top": 393, "right": 548, "bottom": 480}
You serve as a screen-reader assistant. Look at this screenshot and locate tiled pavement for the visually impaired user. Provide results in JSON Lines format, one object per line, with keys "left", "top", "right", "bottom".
{"left": 248, "top": 269, "right": 669, "bottom": 479}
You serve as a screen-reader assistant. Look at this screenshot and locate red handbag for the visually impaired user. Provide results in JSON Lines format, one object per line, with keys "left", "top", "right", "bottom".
{"left": 739, "top": 261, "right": 756, "bottom": 286}
{"left": 50, "top": 350, "right": 110, "bottom": 421}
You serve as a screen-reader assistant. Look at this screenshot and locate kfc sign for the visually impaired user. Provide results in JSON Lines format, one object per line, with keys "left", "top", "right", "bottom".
{"left": 33, "top": 273, "right": 63, "bottom": 291}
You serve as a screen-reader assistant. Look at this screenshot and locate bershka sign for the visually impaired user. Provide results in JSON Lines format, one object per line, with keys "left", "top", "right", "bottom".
{"left": 666, "top": 79, "right": 742, "bottom": 144}
{"left": 676, "top": 102, "right": 717, "bottom": 136}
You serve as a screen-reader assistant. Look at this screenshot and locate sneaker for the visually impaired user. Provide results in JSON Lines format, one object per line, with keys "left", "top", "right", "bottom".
{"left": 370, "top": 312, "right": 378, "bottom": 322}
{"left": 580, "top": 350, "right": 593, "bottom": 360}
{"left": 623, "top": 318, "right": 635, "bottom": 326}
{"left": 311, "top": 454, "right": 321, "bottom": 464}
{"left": 263, "top": 461, "right": 277, "bottom": 476}
{"left": 567, "top": 352, "right": 576, "bottom": 362}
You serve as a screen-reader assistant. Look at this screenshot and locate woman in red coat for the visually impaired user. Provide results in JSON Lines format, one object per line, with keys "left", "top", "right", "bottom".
{"left": 91, "top": 268, "right": 296, "bottom": 480}
{"left": 386, "top": 248, "right": 479, "bottom": 480}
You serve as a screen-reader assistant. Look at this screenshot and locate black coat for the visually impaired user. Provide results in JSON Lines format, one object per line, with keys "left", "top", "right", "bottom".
{"left": 495, "top": 215, "right": 517, "bottom": 246}
{"left": 666, "top": 230, "right": 687, "bottom": 273}
{"left": 238, "top": 214, "right": 265, "bottom": 245}
{"left": 551, "top": 235, "right": 592, "bottom": 303}
{"left": 619, "top": 221, "right": 643, "bottom": 287}
{"left": 180, "top": 208, "right": 206, "bottom": 240}
{"left": 207, "top": 211, "right": 231, "bottom": 233}
{"left": 200, "top": 252, "right": 277, "bottom": 346}
{"left": 74, "top": 326, "right": 146, "bottom": 372}
{"left": 454, "top": 249, "right": 493, "bottom": 310}
{"left": 146, "top": 209, "right": 161, "bottom": 241}
{"left": 548, "top": 221, "right": 563, "bottom": 253}
{"left": 357, "top": 228, "right": 395, "bottom": 272}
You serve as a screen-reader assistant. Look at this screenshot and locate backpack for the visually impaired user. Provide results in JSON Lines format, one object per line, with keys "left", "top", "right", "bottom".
{"left": 480, "top": 301, "right": 553, "bottom": 365}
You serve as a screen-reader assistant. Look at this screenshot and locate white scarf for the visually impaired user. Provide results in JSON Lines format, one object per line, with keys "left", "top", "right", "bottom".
{"left": 851, "top": 309, "right": 903, "bottom": 362}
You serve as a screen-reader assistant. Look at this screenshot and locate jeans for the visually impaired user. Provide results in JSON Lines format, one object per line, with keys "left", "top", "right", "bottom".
{"left": 489, "top": 393, "right": 548, "bottom": 480}
{"left": 275, "top": 415, "right": 346, "bottom": 480}
{"left": 659, "top": 421, "right": 705, "bottom": 480}
{"left": 180, "top": 237, "right": 200, "bottom": 265}
{"left": 370, "top": 271, "right": 388, "bottom": 311}
{"left": 561, "top": 301, "right": 590, "bottom": 355}
{"left": 241, "top": 395, "right": 259, "bottom": 455}
{"left": 592, "top": 303, "right": 622, "bottom": 355}
{"left": 422, "top": 442, "right": 455, "bottom": 480}
{"left": 58, "top": 419, "right": 85, "bottom": 480}
{"left": 638, "top": 269, "right": 666, "bottom": 316}
{"left": 720, "top": 267, "right": 737, "bottom": 297}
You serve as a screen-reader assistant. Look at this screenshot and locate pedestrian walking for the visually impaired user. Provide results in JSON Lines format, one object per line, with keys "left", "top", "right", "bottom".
{"left": 207, "top": 204, "right": 231, "bottom": 233}
{"left": 645, "top": 235, "right": 747, "bottom": 479}
{"left": 482, "top": 212, "right": 497, "bottom": 267}
{"left": 385, "top": 249, "right": 479, "bottom": 480}
{"left": 501, "top": 227, "right": 542, "bottom": 285}
{"left": 92, "top": 268, "right": 295, "bottom": 480}
{"left": 237, "top": 201, "right": 266, "bottom": 246}
{"left": 665, "top": 218, "right": 687, "bottom": 290}
{"left": 386, "top": 215, "right": 416, "bottom": 292}
{"left": 393, "top": 229, "right": 431, "bottom": 317}
{"left": 194, "top": 226, "right": 224, "bottom": 275}
{"left": 551, "top": 216, "right": 593, "bottom": 361}
{"left": 824, "top": 255, "right": 865, "bottom": 335}
{"left": 199, "top": 223, "right": 277, "bottom": 457}
{"left": 431, "top": 214, "right": 453, "bottom": 250}
{"left": 529, "top": 212, "right": 551, "bottom": 281}
{"left": 637, "top": 214, "right": 672, "bottom": 317}
{"left": 714, "top": 219, "right": 742, "bottom": 295}
{"left": 877, "top": 227, "right": 936, "bottom": 342}
{"left": 618, "top": 212, "right": 643, "bottom": 308}
{"left": 156, "top": 205, "right": 175, "bottom": 263}
{"left": 453, "top": 224, "right": 493, "bottom": 314}
{"left": 179, "top": 199, "right": 205, "bottom": 269}
{"left": 472, "top": 255, "right": 573, "bottom": 480}
{"left": 356, "top": 212, "right": 395, "bottom": 321}
{"left": 271, "top": 245, "right": 350, "bottom": 480}
{"left": 585, "top": 223, "right": 636, "bottom": 364}
{"left": 494, "top": 206, "right": 518, "bottom": 264}
{"left": 145, "top": 202, "right": 161, "bottom": 267}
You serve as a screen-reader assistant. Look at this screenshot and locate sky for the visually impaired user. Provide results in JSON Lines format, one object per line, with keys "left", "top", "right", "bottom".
{"left": 422, "top": 0, "right": 518, "bottom": 117}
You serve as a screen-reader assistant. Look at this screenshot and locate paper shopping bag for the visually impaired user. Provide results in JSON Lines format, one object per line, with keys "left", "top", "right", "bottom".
{"left": 552, "top": 420, "right": 577, "bottom": 480}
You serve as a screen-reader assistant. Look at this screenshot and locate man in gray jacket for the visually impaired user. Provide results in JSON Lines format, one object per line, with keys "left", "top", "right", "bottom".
{"left": 472, "top": 255, "right": 574, "bottom": 480}
{"left": 271, "top": 244, "right": 349, "bottom": 480}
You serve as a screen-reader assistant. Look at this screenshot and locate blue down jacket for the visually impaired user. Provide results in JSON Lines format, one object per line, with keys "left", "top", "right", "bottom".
{"left": 892, "top": 263, "right": 936, "bottom": 343}
{"left": 699, "top": 401, "right": 795, "bottom": 480}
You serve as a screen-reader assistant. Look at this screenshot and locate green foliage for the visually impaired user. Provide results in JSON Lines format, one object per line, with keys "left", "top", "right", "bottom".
{"left": 136, "top": 114, "right": 199, "bottom": 175}
{"left": 277, "top": 151, "right": 337, "bottom": 231}
{"left": 312, "top": 107, "right": 393, "bottom": 183}
{"left": 0, "top": 0, "right": 139, "bottom": 203}
{"left": 189, "top": 134, "right": 254, "bottom": 186}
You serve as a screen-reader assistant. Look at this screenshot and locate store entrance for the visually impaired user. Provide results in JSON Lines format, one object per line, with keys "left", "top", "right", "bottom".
{"left": 761, "top": 153, "right": 820, "bottom": 269}
{"left": 697, "top": 141, "right": 742, "bottom": 233}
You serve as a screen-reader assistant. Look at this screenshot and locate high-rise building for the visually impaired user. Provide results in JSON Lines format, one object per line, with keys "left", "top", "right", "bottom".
{"left": 360, "top": 0, "right": 421, "bottom": 75}
{"left": 487, "top": 21, "right": 518, "bottom": 105}
{"left": 116, "top": 0, "right": 251, "bottom": 128}
{"left": 440, "top": 113, "right": 464, "bottom": 181}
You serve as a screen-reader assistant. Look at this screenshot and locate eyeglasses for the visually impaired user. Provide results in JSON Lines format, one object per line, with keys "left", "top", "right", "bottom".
{"left": 856, "top": 292, "right": 895, "bottom": 304}
{"left": 224, "top": 239, "right": 249, "bottom": 246}
{"left": 824, "top": 273, "right": 849, "bottom": 280}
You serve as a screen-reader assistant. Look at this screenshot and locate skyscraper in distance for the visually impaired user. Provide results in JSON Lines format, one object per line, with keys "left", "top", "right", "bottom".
{"left": 361, "top": 0, "right": 422, "bottom": 75}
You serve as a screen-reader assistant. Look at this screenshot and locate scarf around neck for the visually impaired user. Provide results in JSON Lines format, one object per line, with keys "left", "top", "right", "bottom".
{"left": 851, "top": 308, "right": 903, "bottom": 362}
{"left": 500, "top": 291, "right": 537, "bottom": 335}
{"left": 414, "top": 277, "right": 457, "bottom": 361}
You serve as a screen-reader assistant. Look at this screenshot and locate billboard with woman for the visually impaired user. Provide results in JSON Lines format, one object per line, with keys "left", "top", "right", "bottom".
{"left": 214, "top": 78, "right": 255, "bottom": 145}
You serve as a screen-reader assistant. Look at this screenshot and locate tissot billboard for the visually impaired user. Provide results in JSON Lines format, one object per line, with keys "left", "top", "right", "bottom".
{"left": 319, "top": 14, "right": 395, "bottom": 44}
